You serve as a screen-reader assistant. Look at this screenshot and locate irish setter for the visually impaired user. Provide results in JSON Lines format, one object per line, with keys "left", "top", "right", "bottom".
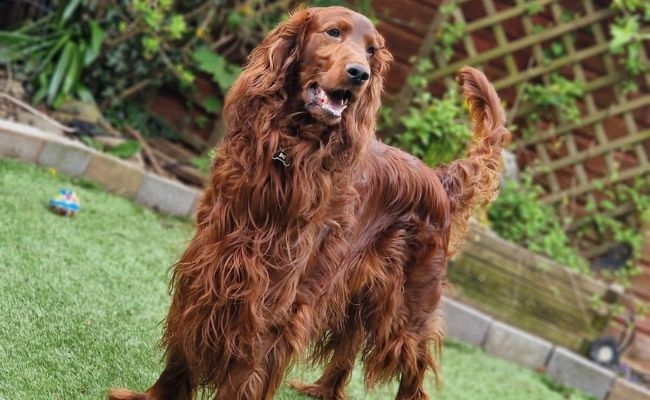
{"left": 109, "top": 6, "right": 509, "bottom": 400}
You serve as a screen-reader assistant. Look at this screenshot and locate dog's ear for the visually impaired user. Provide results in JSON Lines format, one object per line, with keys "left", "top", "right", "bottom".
{"left": 366, "top": 33, "right": 393, "bottom": 116}
{"left": 223, "top": 8, "right": 311, "bottom": 127}
{"left": 234, "top": 8, "right": 311, "bottom": 97}
{"left": 260, "top": 7, "right": 311, "bottom": 78}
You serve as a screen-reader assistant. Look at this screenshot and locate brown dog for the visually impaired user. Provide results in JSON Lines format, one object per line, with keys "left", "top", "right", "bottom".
{"left": 109, "top": 6, "right": 508, "bottom": 400}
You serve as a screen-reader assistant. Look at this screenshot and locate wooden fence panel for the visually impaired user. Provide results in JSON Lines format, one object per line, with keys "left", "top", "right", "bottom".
{"left": 448, "top": 222, "right": 618, "bottom": 351}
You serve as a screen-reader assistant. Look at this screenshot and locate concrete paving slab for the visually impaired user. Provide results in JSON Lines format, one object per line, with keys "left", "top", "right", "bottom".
{"left": 136, "top": 172, "right": 200, "bottom": 216}
{"left": 547, "top": 347, "right": 616, "bottom": 400}
{"left": 441, "top": 297, "right": 493, "bottom": 347}
{"left": 484, "top": 320, "right": 554, "bottom": 370}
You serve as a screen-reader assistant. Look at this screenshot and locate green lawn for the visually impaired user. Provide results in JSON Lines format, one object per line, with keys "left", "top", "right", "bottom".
{"left": 0, "top": 158, "right": 592, "bottom": 400}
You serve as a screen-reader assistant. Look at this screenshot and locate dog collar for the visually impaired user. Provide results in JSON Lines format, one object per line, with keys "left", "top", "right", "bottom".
{"left": 272, "top": 150, "right": 290, "bottom": 167}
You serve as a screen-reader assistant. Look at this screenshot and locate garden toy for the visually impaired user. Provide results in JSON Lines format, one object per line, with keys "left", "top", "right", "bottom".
{"left": 49, "top": 189, "right": 80, "bottom": 216}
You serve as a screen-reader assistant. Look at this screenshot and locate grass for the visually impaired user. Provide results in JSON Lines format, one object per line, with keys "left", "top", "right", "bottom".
{"left": 0, "top": 158, "right": 593, "bottom": 400}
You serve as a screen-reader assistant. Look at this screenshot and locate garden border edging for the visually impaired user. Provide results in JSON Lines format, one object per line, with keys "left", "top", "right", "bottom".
{"left": 442, "top": 297, "right": 650, "bottom": 400}
{"left": 0, "top": 119, "right": 201, "bottom": 217}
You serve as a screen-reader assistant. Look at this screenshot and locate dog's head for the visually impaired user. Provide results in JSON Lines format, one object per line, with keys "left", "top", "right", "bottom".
{"left": 226, "top": 7, "right": 392, "bottom": 129}
{"left": 296, "top": 7, "right": 392, "bottom": 126}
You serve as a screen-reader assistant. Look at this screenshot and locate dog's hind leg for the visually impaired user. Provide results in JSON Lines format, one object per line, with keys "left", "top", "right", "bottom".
{"left": 363, "top": 282, "right": 442, "bottom": 400}
{"left": 108, "top": 350, "right": 194, "bottom": 400}
{"left": 291, "top": 304, "right": 365, "bottom": 400}
{"left": 358, "top": 223, "right": 446, "bottom": 400}
{"left": 393, "top": 246, "right": 446, "bottom": 400}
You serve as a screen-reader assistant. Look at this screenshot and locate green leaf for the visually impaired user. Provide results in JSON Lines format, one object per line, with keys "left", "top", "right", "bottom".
{"left": 14, "top": 14, "right": 54, "bottom": 33}
{"left": 166, "top": 15, "right": 187, "bottom": 40}
{"left": 31, "top": 71, "right": 50, "bottom": 104}
{"left": 34, "top": 34, "right": 70, "bottom": 74}
{"left": 85, "top": 21, "right": 105, "bottom": 65}
{"left": 593, "top": 179, "right": 605, "bottom": 190}
{"left": 192, "top": 46, "right": 222, "bottom": 73}
{"left": 0, "top": 30, "right": 39, "bottom": 45}
{"left": 61, "top": 43, "right": 81, "bottom": 96}
{"left": 159, "top": 0, "right": 173, "bottom": 11}
{"left": 105, "top": 140, "right": 142, "bottom": 159}
{"left": 227, "top": 12, "right": 243, "bottom": 28}
{"left": 142, "top": 36, "right": 160, "bottom": 56}
{"left": 192, "top": 46, "right": 240, "bottom": 90}
{"left": 190, "top": 155, "right": 212, "bottom": 174}
{"left": 75, "top": 83, "right": 95, "bottom": 102}
{"left": 61, "top": 0, "right": 83, "bottom": 23}
{"left": 610, "top": 16, "right": 639, "bottom": 53}
{"left": 601, "top": 199, "right": 616, "bottom": 211}
{"left": 625, "top": 42, "right": 642, "bottom": 74}
{"left": 200, "top": 96, "right": 222, "bottom": 113}
{"left": 524, "top": 2, "right": 544, "bottom": 15}
{"left": 48, "top": 41, "right": 75, "bottom": 104}
{"left": 0, "top": 31, "right": 49, "bottom": 63}
{"left": 32, "top": 88, "right": 48, "bottom": 105}
{"left": 551, "top": 41, "right": 565, "bottom": 57}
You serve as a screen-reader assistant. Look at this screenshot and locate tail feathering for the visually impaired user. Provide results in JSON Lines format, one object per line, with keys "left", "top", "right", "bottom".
{"left": 442, "top": 66, "right": 511, "bottom": 254}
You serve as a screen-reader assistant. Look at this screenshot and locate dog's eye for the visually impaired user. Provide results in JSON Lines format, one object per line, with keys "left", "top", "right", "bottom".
{"left": 367, "top": 46, "right": 376, "bottom": 56}
{"left": 326, "top": 28, "right": 340, "bottom": 38}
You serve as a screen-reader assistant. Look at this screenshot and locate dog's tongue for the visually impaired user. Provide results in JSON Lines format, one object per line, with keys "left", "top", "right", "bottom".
{"left": 311, "top": 86, "right": 347, "bottom": 117}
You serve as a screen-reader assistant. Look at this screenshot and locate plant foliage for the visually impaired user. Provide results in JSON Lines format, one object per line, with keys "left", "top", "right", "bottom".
{"left": 387, "top": 59, "right": 471, "bottom": 166}
{"left": 488, "top": 175, "right": 589, "bottom": 272}
{"left": 609, "top": 0, "right": 650, "bottom": 92}
{"left": 0, "top": 1, "right": 104, "bottom": 106}
{"left": 522, "top": 73, "right": 584, "bottom": 125}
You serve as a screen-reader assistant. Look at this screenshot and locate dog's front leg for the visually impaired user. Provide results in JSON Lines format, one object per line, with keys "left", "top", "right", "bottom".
{"left": 212, "top": 301, "right": 315, "bottom": 400}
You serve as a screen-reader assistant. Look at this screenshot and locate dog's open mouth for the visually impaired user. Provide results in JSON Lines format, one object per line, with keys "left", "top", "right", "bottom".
{"left": 307, "top": 83, "right": 353, "bottom": 118}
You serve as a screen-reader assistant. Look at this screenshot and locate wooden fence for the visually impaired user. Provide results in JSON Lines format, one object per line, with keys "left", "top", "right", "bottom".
{"left": 448, "top": 221, "right": 620, "bottom": 352}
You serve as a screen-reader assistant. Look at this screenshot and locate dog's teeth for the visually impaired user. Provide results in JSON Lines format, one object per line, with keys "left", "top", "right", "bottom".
{"left": 307, "top": 85, "right": 349, "bottom": 118}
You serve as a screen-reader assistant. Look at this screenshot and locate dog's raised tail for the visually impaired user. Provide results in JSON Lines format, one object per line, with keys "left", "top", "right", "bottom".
{"left": 439, "top": 66, "right": 511, "bottom": 254}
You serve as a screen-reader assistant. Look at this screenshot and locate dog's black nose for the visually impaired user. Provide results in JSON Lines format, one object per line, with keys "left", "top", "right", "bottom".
{"left": 346, "top": 64, "right": 370, "bottom": 85}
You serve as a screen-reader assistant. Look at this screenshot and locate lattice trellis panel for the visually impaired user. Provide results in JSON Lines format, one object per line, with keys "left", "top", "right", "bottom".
{"left": 386, "top": 0, "right": 650, "bottom": 259}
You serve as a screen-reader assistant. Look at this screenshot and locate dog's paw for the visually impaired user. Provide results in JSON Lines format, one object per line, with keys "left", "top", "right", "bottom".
{"left": 107, "top": 388, "right": 146, "bottom": 400}
{"left": 290, "top": 380, "right": 341, "bottom": 400}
